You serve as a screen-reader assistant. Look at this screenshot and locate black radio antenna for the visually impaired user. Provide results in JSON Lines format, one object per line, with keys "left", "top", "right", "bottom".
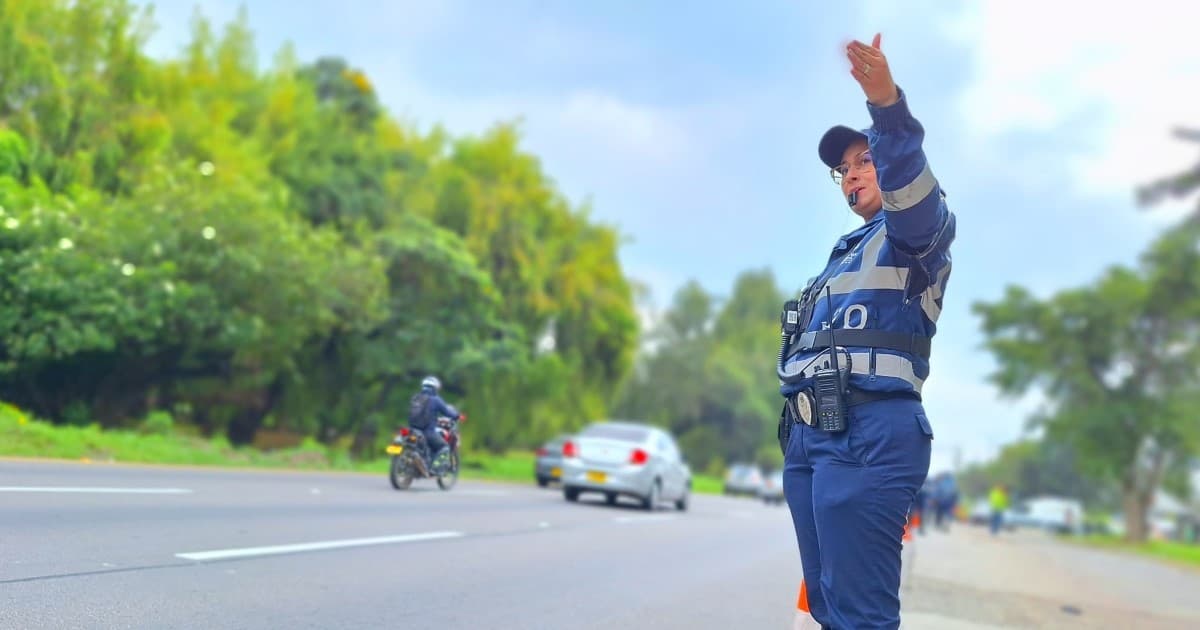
{"left": 824, "top": 286, "right": 840, "bottom": 376}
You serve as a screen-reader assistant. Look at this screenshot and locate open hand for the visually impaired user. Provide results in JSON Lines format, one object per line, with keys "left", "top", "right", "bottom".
{"left": 847, "top": 33, "right": 899, "bottom": 107}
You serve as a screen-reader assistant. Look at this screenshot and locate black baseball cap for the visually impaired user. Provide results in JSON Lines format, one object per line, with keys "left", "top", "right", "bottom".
{"left": 818, "top": 125, "right": 869, "bottom": 169}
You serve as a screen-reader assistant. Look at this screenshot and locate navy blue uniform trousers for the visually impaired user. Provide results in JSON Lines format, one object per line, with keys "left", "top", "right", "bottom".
{"left": 783, "top": 397, "right": 933, "bottom": 629}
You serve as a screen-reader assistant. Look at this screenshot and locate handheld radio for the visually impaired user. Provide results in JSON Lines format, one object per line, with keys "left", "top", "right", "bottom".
{"left": 812, "top": 287, "right": 848, "bottom": 432}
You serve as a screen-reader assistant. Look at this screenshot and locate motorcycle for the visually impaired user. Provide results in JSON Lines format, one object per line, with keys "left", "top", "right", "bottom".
{"left": 386, "top": 414, "right": 463, "bottom": 491}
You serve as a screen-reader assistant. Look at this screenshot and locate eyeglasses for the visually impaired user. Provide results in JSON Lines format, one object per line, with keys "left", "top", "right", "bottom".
{"left": 830, "top": 149, "right": 873, "bottom": 185}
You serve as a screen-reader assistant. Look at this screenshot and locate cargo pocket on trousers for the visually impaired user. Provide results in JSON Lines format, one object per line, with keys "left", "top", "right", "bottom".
{"left": 915, "top": 412, "right": 934, "bottom": 440}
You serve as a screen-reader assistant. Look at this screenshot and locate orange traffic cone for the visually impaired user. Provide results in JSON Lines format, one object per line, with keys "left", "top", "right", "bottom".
{"left": 793, "top": 579, "right": 821, "bottom": 629}
{"left": 901, "top": 514, "right": 917, "bottom": 592}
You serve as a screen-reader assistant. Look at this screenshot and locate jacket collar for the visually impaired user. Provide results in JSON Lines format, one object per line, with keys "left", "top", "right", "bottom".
{"left": 834, "top": 212, "right": 884, "bottom": 253}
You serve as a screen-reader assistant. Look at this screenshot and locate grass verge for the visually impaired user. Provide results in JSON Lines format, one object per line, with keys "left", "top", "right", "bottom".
{"left": 1071, "top": 534, "right": 1200, "bottom": 570}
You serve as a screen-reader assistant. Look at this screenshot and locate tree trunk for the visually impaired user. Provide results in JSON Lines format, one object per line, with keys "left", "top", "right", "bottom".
{"left": 1122, "top": 441, "right": 1169, "bottom": 543}
{"left": 1121, "top": 482, "right": 1151, "bottom": 543}
{"left": 224, "top": 376, "right": 286, "bottom": 446}
{"left": 226, "top": 408, "right": 261, "bottom": 446}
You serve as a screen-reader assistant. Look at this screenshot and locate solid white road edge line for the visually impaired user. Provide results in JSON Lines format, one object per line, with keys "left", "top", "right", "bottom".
{"left": 0, "top": 486, "right": 193, "bottom": 494}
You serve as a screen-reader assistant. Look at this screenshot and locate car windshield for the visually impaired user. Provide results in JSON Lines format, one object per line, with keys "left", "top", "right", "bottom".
{"left": 730, "top": 465, "right": 757, "bottom": 479}
{"left": 581, "top": 424, "right": 650, "bottom": 443}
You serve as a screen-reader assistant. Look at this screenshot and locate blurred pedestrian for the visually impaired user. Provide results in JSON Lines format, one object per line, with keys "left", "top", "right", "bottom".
{"left": 988, "top": 484, "right": 1010, "bottom": 536}
{"left": 913, "top": 482, "right": 929, "bottom": 535}
{"left": 932, "top": 472, "right": 959, "bottom": 531}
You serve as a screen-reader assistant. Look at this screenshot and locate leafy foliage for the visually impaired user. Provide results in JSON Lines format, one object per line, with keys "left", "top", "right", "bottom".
{"left": 973, "top": 128, "right": 1200, "bottom": 541}
{"left": 615, "top": 270, "right": 787, "bottom": 472}
{"left": 0, "top": 0, "right": 637, "bottom": 455}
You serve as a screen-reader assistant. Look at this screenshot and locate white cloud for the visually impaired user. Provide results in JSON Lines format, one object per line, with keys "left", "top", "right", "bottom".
{"left": 140, "top": 1, "right": 459, "bottom": 69}
{"left": 953, "top": 1, "right": 1200, "bottom": 214}
{"left": 558, "top": 91, "right": 695, "bottom": 166}
{"left": 515, "top": 15, "right": 644, "bottom": 69}
{"left": 366, "top": 70, "right": 711, "bottom": 180}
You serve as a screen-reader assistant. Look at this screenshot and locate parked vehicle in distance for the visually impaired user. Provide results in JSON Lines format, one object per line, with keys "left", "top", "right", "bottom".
{"left": 1008, "top": 496, "right": 1085, "bottom": 535}
{"left": 560, "top": 421, "right": 691, "bottom": 511}
{"left": 724, "top": 463, "right": 764, "bottom": 497}
{"left": 759, "top": 469, "right": 784, "bottom": 505}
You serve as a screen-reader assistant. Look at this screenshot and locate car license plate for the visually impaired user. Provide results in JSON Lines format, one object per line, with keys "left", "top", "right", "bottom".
{"left": 386, "top": 445, "right": 404, "bottom": 455}
{"left": 550, "top": 467, "right": 562, "bottom": 478}
{"left": 586, "top": 471, "right": 607, "bottom": 484}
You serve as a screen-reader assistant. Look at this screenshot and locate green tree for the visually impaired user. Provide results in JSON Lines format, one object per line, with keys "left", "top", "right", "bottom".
{"left": 0, "top": 0, "right": 163, "bottom": 193}
{"left": 1137, "top": 128, "right": 1200, "bottom": 216}
{"left": 615, "top": 281, "right": 714, "bottom": 459}
{"left": 973, "top": 234, "right": 1200, "bottom": 541}
{"left": 0, "top": 158, "right": 385, "bottom": 436}
{"left": 957, "top": 439, "right": 1110, "bottom": 508}
{"left": 0, "top": 0, "right": 641, "bottom": 459}
{"left": 616, "top": 271, "right": 785, "bottom": 472}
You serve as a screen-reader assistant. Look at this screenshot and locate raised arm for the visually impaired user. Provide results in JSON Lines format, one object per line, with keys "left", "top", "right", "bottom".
{"left": 848, "top": 35, "right": 952, "bottom": 255}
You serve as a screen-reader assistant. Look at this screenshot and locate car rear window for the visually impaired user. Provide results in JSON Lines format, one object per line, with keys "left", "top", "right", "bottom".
{"left": 580, "top": 425, "right": 649, "bottom": 443}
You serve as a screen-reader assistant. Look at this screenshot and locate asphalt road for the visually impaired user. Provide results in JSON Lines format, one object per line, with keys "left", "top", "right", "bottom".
{"left": 8, "top": 459, "right": 1200, "bottom": 630}
{"left": 1, "top": 459, "right": 802, "bottom": 630}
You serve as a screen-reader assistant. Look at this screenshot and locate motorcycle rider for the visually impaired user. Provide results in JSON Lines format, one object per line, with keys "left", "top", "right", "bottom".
{"left": 408, "top": 376, "right": 461, "bottom": 474}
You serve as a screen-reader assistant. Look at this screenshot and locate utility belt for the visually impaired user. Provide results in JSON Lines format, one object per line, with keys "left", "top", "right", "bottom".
{"left": 785, "top": 329, "right": 931, "bottom": 361}
{"left": 787, "top": 386, "right": 919, "bottom": 426}
{"left": 777, "top": 386, "right": 920, "bottom": 453}
{"left": 775, "top": 286, "right": 929, "bottom": 453}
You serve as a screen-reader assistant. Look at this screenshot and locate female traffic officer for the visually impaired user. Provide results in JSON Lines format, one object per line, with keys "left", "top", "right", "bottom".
{"left": 779, "top": 34, "right": 955, "bottom": 630}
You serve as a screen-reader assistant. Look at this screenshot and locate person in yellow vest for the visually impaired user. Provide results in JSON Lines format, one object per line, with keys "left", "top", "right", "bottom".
{"left": 988, "top": 484, "right": 1010, "bottom": 536}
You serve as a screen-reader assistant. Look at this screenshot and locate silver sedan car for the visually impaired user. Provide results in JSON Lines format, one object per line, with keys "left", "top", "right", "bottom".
{"left": 561, "top": 421, "right": 691, "bottom": 511}
{"left": 534, "top": 434, "right": 571, "bottom": 487}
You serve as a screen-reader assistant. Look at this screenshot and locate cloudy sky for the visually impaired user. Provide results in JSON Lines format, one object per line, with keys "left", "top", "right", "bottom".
{"left": 140, "top": 0, "right": 1199, "bottom": 475}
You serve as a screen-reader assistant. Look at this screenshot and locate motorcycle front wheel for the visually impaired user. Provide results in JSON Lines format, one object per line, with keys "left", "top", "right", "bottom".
{"left": 436, "top": 452, "right": 459, "bottom": 491}
{"left": 390, "top": 456, "right": 414, "bottom": 490}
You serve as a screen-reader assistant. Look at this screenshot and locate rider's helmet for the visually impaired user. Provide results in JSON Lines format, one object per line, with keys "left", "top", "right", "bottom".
{"left": 421, "top": 375, "right": 441, "bottom": 392}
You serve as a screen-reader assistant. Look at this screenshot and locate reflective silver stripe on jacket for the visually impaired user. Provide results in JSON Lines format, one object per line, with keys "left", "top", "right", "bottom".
{"left": 921, "top": 263, "right": 952, "bottom": 323}
{"left": 780, "top": 350, "right": 925, "bottom": 392}
{"left": 823, "top": 211, "right": 952, "bottom": 321}
{"left": 882, "top": 162, "right": 937, "bottom": 211}
{"left": 826, "top": 228, "right": 909, "bottom": 295}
